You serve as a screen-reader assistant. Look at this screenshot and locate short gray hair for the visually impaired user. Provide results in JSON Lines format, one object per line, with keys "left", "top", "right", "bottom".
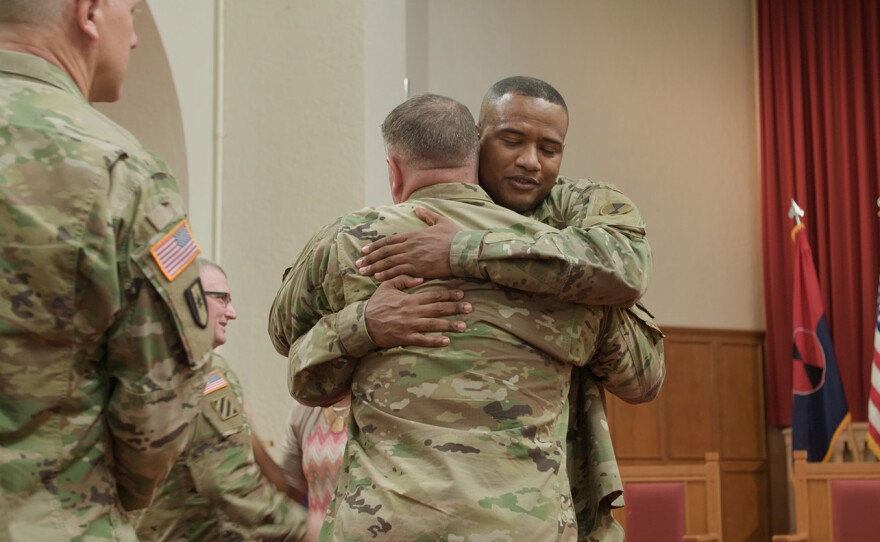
{"left": 381, "top": 94, "right": 478, "bottom": 169}
{"left": 197, "top": 257, "right": 227, "bottom": 278}
{"left": 0, "top": 0, "right": 67, "bottom": 26}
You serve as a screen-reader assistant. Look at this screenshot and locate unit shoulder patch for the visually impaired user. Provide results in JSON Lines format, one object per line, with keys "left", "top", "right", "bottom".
{"left": 210, "top": 394, "right": 241, "bottom": 421}
{"left": 600, "top": 202, "right": 633, "bottom": 216}
{"left": 185, "top": 277, "right": 209, "bottom": 328}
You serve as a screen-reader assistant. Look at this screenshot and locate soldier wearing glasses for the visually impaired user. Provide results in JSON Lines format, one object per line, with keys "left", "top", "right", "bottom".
{"left": 136, "top": 259, "right": 307, "bottom": 542}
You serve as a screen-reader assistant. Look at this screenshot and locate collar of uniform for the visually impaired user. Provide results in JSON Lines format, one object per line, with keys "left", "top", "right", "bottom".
{"left": 0, "top": 50, "right": 86, "bottom": 101}
{"left": 408, "top": 182, "right": 492, "bottom": 204}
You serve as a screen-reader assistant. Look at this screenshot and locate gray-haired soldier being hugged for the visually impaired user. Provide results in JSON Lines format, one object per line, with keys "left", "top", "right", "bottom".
{"left": 0, "top": 1, "right": 213, "bottom": 540}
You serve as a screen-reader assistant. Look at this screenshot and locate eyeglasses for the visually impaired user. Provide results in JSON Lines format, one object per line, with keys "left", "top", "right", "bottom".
{"left": 204, "top": 291, "right": 232, "bottom": 307}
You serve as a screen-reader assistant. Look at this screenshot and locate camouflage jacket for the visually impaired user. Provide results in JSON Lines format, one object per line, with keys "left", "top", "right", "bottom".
{"left": 269, "top": 178, "right": 665, "bottom": 540}
{"left": 270, "top": 182, "right": 663, "bottom": 541}
{"left": 531, "top": 177, "right": 664, "bottom": 541}
{"left": 0, "top": 51, "right": 213, "bottom": 541}
{"left": 136, "top": 353, "right": 307, "bottom": 542}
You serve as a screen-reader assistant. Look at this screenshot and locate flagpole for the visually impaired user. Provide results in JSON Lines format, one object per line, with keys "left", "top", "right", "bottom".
{"left": 847, "top": 420, "right": 863, "bottom": 462}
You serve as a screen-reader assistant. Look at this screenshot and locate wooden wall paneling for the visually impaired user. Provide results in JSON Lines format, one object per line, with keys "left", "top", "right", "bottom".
{"left": 608, "top": 327, "right": 768, "bottom": 542}
{"left": 721, "top": 461, "right": 769, "bottom": 541}
{"left": 664, "top": 337, "right": 714, "bottom": 460}
{"left": 607, "top": 390, "right": 665, "bottom": 460}
{"left": 718, "top": 340, "right": 767, "bottom": 459}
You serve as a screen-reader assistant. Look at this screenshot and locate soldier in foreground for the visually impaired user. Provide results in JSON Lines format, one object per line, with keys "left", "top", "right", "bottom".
{"left": 270, "top": 94, "right": 661, "bottom": 540}
{"left": 137, "top": 259, "right": 307, "bottom": 541}
{"left": 0, "top": 0, "right": 212, "bottom": 540}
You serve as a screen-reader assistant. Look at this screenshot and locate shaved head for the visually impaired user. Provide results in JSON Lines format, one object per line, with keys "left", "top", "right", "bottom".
{"left": 479, "top": 76, "right": 568, "bottom": 126}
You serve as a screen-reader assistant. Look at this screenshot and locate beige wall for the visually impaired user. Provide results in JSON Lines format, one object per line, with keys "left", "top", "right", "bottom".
{"left": 96, "top": 3, "right": 188, "bottom": 201}
{"left": 418, "top": 0, "right": 763, "bottom": 331}
{"left": 118, "top": 0, "right": 761, "bottom": 455}
{"left": 219, "top": 1, "right": 365, "bottom": 444}
{"left": 147, "top": 0, "right": 217, "bottom": 258}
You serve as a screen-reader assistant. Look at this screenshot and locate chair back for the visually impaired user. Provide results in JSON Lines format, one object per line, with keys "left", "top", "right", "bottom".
{"left": 614, "top": 452, "right": 722, "bottom": 542}
{"left": 787, "top": 450, "right": 880, "bottom": 541}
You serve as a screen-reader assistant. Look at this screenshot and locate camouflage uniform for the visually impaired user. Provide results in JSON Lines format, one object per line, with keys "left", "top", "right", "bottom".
{"left": 269, "top": 177, "right": 665, "bottom": 540}
{"left": 270, "top": 182, "right": 665, "bottom": 541}
{"left": 136, "top": 353, "right": 307, "bottom": 542}
{"left": 530, "top": 177, "right": 664, "bottom": 541}
{"left": 0, "top": 51, "right": 213, "bottom": 541}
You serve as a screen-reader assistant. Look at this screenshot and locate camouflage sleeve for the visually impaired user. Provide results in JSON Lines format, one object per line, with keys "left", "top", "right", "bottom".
{"left": 189, "top": 364, "right": 307, "bottom": 541}
{"left": 269, "top": 219, "right": 355, "bottom": 406}
{"left": 272, "top": 303, "right": 375, "bottom": 366}
{"left": 103, "top": 158, "right": 213, "bottom": 510}
{"left": 567, "top": 303, "right": 665, "bottom": 540}
{"left": 588, "top": 303, "right": 665, "bottom": 404}
{"left": 567, "top": 370, "right": 625, "bottom": 541}
{"left": 450, "top": 179, "right": 651, "bottom": 306}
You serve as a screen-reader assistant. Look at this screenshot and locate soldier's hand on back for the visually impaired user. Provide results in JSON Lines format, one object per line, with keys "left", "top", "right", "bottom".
{"left": 356, "top": 206, "right": 460, "bottom": 281}
{"left": 365, "top": 274, "right": 471, "bottom": 348}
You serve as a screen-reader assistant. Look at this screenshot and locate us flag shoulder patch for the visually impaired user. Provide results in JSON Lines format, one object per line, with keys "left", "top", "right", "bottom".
{"left": 150, "top": 219, "right": 201, "bottom": 282}
{"left": 204, "top": 369, "right": 229, "bottom": 395}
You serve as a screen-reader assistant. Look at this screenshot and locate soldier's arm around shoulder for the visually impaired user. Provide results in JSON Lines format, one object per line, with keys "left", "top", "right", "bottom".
{"left": 269, "top": 218, "right": 345, "bottom": 357}
{"left": 103, "top": 155, "right": 213, "bottom": 510}
{"left": 269, "top": 218, "right": 356, "bottom": 407}
{"left": 189, "top": 359, "right": 307, "bottom": 541}
{"left": 532, "top": 177, "right": 653, "bottom": 306}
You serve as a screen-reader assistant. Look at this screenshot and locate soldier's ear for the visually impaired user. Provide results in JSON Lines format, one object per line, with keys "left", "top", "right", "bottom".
{"left": 75, "top": 0, "right": 102, "bottom": 41}
{"left": 387, "top": 156, "right": 403, "bottom": 204}
{"left": 77, "top": 0, "right": 100, "bottom": 38}
{"left": 475, "top": 123, "right": 483, "bottom": 138}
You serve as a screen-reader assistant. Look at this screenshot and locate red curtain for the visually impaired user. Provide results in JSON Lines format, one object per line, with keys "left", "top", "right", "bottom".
{"left": 759, "top": 0, "right": 880, "bottom": 426}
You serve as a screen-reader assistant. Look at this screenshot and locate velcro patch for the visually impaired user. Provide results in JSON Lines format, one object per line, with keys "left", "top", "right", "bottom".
{"left": 185, "top": 278, "right": 209, "bottom": 329}
{"left": 211, "top": 395, "right": 240, "bottom": 421}
{"left": 204, "top": 369, "right": 229, "bottom": 395}
{"left": 146, "top": 203, "right": 175, "bottom": 232}
{"left": 150, "top": 219, "right": 201, "bottom": 281}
